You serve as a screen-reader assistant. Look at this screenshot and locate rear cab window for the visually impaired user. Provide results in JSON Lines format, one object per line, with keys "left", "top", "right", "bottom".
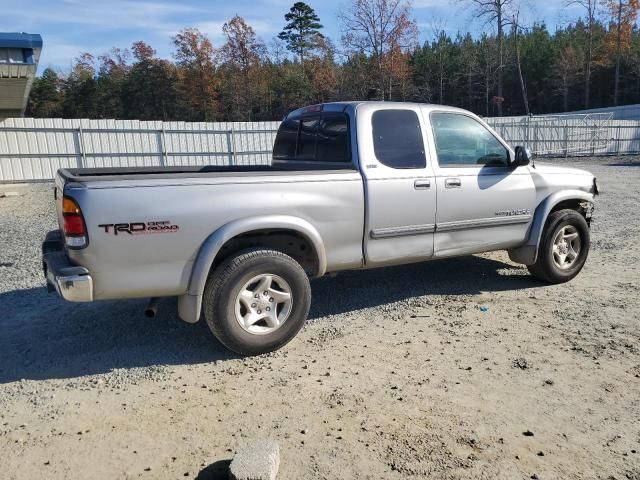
{"left": 273, "top": 112, "right": 351, "bottom": 164}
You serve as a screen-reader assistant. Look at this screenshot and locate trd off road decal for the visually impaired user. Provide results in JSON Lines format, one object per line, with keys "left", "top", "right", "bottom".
{"left": 98, "top": 221, "right": 179, "bottom": 235}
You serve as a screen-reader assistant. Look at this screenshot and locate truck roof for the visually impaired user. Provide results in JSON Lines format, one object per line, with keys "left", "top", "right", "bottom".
{"left": 286, "top": 101, "right": 470, "bottom": 119}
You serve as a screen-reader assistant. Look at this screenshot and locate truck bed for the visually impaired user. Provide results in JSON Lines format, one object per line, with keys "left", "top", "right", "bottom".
{"left": 58, "top": 161, "right": 357, "bottom": 183}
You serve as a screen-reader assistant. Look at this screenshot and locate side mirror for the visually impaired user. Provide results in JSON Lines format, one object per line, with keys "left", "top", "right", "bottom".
{"left": 512, "top": 146, "right": 532, "bottom": 167}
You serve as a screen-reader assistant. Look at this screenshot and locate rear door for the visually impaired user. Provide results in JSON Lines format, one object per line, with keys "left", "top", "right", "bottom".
{"left": 426, "top": 110, "right": 536, "bottom": 257}
{"left": 358, "top": 104, "right": 437, "bottom": 267}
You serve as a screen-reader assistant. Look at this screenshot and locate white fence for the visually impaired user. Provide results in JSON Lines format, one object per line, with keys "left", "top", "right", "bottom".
{"left": 1, "top": 114, "right": 640, "bottom": 183}
{"left": 0, "top": 118, "right": 279, "bottom": 183}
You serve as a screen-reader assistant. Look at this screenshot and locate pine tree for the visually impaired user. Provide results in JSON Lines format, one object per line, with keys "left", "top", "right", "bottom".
{"left": 27, "top": 68, "right": 64, "bottom": 117}
{"left": 278, "top": 2, "right": 324, "bottom": 67}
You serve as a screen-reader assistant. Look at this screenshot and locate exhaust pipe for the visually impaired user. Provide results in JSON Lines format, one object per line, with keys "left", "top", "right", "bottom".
{"left": 144, "top": 297, "right": 160, "bottom": 318}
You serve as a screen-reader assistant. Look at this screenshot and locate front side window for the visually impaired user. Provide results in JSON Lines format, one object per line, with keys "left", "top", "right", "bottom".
{"left": 372, "top": 110, "right": 426, "bottom": 169}
{"left": 431, "top": 113, "right": 508, "bottom": 167}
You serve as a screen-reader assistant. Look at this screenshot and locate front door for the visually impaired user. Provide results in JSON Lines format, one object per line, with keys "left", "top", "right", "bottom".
{"left": 426, "top": 110, "right": 536, "bottom": 257}
{"left": 358, "top": 104, "right": 437, "bottom": 267}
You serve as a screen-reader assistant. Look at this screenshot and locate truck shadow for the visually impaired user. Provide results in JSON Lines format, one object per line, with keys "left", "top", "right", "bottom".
{"left": 309, "top": 254, "right": 538, "bottom": 319}
{"left": 0, "top": 255, "right": 539, "bottom": 383}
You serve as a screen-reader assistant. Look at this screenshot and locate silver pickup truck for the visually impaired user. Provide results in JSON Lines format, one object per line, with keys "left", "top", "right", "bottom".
{"left": 43, "top": 102, "right": 599, "bottom": 355}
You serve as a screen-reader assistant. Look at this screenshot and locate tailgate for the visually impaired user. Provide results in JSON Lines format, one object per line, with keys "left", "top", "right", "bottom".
{"left": 53, "top": 171, "right": 66, "bottom": 230}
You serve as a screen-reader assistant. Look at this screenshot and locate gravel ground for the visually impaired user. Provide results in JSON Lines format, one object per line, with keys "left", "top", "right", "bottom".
{"left": 0, "top": 156, "right": 639, "bottom": 479}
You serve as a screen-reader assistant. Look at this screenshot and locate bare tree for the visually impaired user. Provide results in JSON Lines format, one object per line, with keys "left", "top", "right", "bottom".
{"left": 457, "top": 33, "right": 480, "bottom": 111}
{"left": 465, "top": 0, "right": 515, "bottom": 116}
{"left": 511, "top": 10, "right": 529, "bottom": 115}
{"left": 339, "top": 0, "right": 418, "bottom": 100}
{"left": 566, "top": 0, "right": 598, "bottom": 108}
{"left": 478, "top": 33, "right": 498, "bottom": 116}
{"left": 555, "top": 46, "right": 583, "bottom": 112}
{"left": 431, "top": 19, "right": 450, "bottom": 105}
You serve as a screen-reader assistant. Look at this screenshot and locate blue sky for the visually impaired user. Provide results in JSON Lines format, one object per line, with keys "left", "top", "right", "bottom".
{"left": 1, "top": 0, "right": 586, "bottom": 74}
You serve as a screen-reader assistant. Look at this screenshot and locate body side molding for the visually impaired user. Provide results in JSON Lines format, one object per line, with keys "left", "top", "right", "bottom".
{"left": 370, "top": 223, "right": 435, "bottom": 239}
{"left": 436, "top": 214, "right": 532, "bottom": 233}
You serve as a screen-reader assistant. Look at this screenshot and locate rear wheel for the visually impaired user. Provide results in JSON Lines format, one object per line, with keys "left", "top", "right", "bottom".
{"left": 203, "top": 248, "right": 311, "bottom": 356}
{"left": 527, "top": 209, "right": 590, "bottom": 284}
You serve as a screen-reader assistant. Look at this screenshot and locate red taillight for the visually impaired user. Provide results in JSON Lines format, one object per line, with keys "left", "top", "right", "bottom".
{"left": 62, "top": 196, "right": 87, "bottom": 248}
{"left": 63, "top": 215, "right": 85, "bottom": 235}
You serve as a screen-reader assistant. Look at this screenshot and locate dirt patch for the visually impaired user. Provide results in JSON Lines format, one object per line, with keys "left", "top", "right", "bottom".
{"left": 1, "top": 157, "right": 639, "bottom": 478}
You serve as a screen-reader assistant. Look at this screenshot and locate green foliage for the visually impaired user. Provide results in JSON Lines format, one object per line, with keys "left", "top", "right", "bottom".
{"left": 27, "top": 68, "right": 63, "bottom": 117}
{"left": 278, "top": 2, "right": 324, "bottom": 64}
{"left": 25, "top": 8, "right": 640, "bottom": 121}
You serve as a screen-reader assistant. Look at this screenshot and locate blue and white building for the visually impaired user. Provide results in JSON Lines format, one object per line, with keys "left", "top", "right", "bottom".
{"left": 0, "top": 32, "right": 43, "bottom": 119}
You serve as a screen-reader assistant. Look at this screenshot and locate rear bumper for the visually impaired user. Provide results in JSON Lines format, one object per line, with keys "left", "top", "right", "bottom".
{"left": 42, "top": 230, "right": 94, "bottom": 302}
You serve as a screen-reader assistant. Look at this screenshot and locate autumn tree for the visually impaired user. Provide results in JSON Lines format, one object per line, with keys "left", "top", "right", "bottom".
{"left": 605, "top": 0, "right": 640, "bottom": 105}
{"left": 95, "top": 47, "right": 130, "bottom": 118}
{"left": 220, "top": 16, "right": 267, "bottom": 120}
{"left": 122, "top": 42, "right": 179, "bottom": 120}
{"left": 278, "top": 2, "right": 324, "bottom": 68}
{"left": 339, "top": 0, "right": 418, "bottom": 100}
{"left": 172, "top": 28, "right": 219, "bottom": 121}
{"left": 306, "top": 37, "right": 338, "bottom": 102}
{"left": 25, "top": 2, "right": 640, "bottom": 122}
{"left": 62, "top": 53, "right": 99, "bottom": 117}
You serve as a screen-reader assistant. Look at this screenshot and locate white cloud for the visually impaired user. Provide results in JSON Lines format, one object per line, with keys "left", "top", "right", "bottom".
{"left": 3, "top": 0, "right": 200, "bottom": 33}
{"left": 412, "top": 0, "right": 454, "bottom": 8}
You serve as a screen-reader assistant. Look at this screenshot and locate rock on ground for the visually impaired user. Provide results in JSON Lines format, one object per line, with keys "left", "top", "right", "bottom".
{"left": 229, "top": 439, "right": 280, "bottom": 480}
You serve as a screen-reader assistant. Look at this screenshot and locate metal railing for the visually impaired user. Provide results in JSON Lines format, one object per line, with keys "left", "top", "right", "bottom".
{"left": 485, "top": 113, "right": 639, "bottom": 157}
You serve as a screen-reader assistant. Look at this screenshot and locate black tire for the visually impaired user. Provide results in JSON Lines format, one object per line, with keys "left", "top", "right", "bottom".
{"left": 203, "top": 248, "right": 311, "bottom": 356}
{"left": 527, "top": 209, "right": 590, "bottom": 284}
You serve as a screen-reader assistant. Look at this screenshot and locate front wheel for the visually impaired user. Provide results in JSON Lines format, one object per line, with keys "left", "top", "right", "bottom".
{"left": 203, "top": 248, "right": 311, "bottom": 356}
{"left": 527, "top": 209, "right": 590, "bottom": 284}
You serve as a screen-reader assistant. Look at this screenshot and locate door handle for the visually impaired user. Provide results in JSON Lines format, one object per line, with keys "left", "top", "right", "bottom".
{"left": 445, "top": 178, "right": 462, "bottom": 188}
{"left": 414, "top": 179, "right": 431, "bottom": 189}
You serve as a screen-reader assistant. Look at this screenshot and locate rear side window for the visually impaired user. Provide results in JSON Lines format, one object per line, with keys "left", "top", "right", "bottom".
{"left": 317, "top": 115, "right": 350, "bottom": 162}
{"left": 272, "top": 113, "right": 350, "bottom": 163}
{"left": 273, "top": 118, "right": 300, "bottom": 160}
{"left": 372, "top": 110, "right": 426, "bottom": 169}
{"left": 297, "top": 117, "right": 320, "bottom": 160}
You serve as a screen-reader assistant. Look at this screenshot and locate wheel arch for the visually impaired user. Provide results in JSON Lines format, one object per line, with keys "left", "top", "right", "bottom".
{"left": 508, "top": 190, "right": 594, "bottom": 265}
{"left": 177, "top": 216, "right": 326, "bottom": 324}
